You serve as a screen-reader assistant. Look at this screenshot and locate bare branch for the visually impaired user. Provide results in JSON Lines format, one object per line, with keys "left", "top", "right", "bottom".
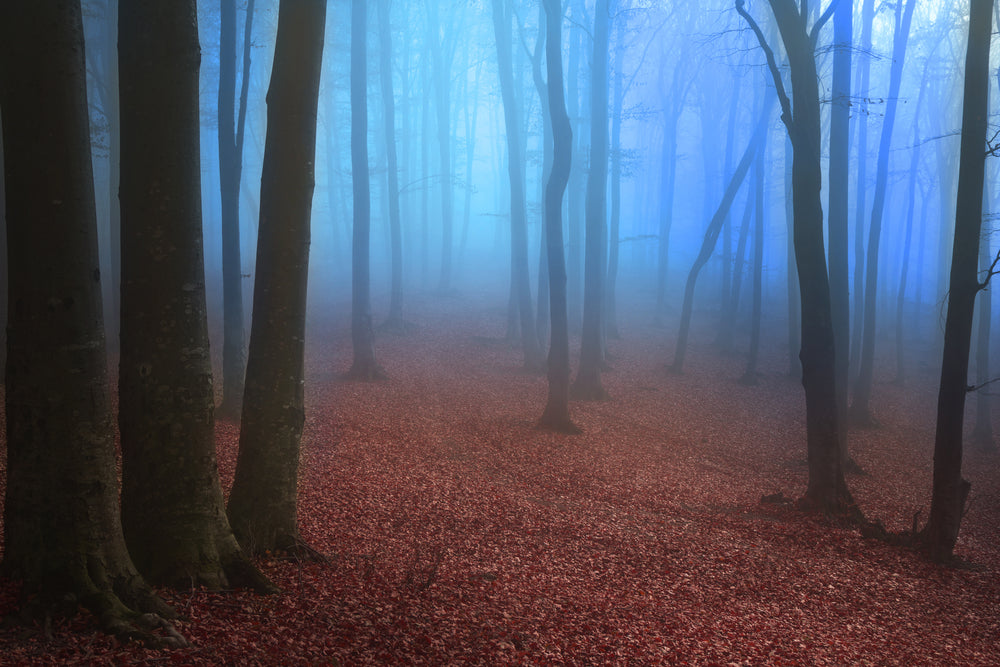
{"left": 977, "top": 246, "right": 1000, "bottom": 290}
{"left": 735, "top": 0, "right": 794, "bottom": 137}
{"left": 809, "top": 0, "right": 841, "bottom": 48}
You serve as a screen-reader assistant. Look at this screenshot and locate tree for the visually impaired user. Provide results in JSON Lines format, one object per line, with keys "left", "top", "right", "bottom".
{"left": 346, "top": 0, "right": 386, "bottom": 380}
{"left": 0, "top": 0, "right": 182, "bottom": 644}
{"left": 920, "top": 0, "right": 994, "bottom": 562}
{"left": 538, "top": 0, "right": 579, "bottom": 434}
{"left": 426, "top": 0, "right": 454, "bottom": 293}
{"left": 850, "top": 0, "right": 917, "bottom": 426}
{"left": 738, "top": 0, "right": 856, "bottom": 513}
{"left": 491, "top": 0, "right": 544, "bottom": 371}
{"left": 671, "top": 96, "right": 773, "bottom": 375}
{"left": 739, "top": 117, "right": 766, "bottom": 386}
{"left": 227, "top": 0, "right": 327, "bottom": 555}
{"left": 572, "top": 0, "right": 611, "bottom": 400}
{"left": 217, "top": 0, "right": 256, "bottom": 418}
{"left": 826, "top": 0, "right": 851, "bottom": 458}
{"left": 117, "top": 0, "right": 270, "bottom": 592}
{"left": 379, "top": 0, "right": 406, "bottom": 332}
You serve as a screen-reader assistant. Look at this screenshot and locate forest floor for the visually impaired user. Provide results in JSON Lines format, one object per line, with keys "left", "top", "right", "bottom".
{"left": 1, "top": 287, "right": 999, "bottom": 665}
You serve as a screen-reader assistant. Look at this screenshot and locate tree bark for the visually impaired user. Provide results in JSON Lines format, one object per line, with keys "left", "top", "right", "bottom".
{"left": 921, "top": 0, "right": 993, "bottom": 561}
{"left": 0, "top": 0, "right": 182, "bottom": 644}
{"left": 538, "top": 0, "right": 579, "bottom": 434}
{"left": 228, "top": 0, "right": 327, "bottom": 555}
{"left": 117, "top": 0, "right": 270, "bottom": 592}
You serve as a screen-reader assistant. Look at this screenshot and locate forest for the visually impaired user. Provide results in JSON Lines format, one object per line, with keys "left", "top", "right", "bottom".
{"left": 0, "top": 0, "right": 999, "bottom": 663}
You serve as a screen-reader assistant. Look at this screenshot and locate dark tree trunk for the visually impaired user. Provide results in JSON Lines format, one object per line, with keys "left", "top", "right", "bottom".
{"left": 347, "top": 0, "right": 386, "bottom": 380}
{"left": 572, "top": 0, "right": 611, "bottom": 401}
{"left": 227, "top": 0, "right": 326, "bottom": 555}
{"left": 850, "top": 0, "right": 916, "bottom": 426}
{"left": 530, "top": 3, "right": 553, "bottom": 351}
{"left": 671, "top": 97, "right": 772, "bottom": 375}
{"left": 566, "top": 13, "right": 583, "bottom": 330}
{"left": 785, "top": 135, "right": 801, "bottom": 378}
{"left": 492, "top": 0, "right": 543, "bottom": 371}
{"left": 380, "top": 0, "right": 406, "bottom": 332}
{"left": 921, "top": 0, "right": 993, "bottom": 562}
{"left": 740, "top": 0, "right": 855, "bottom": 513}
{"left": 0, "top": 0, "right": 181, "bottom": 644}
{"left": 118, "top": 0, "right": 269, "bottom": 593}
{"left": 827, "top": 0, "right": 851, "bottom": 459}
{"left": 538, "top": 0, "right": 579, "bottom": 434}
{"left": 973, "top": 220, "right": 994, "bottom": 450}
{"left": 217, "top": 0, "right": 255, "bottom": 419}
{"left": 849, "top": 0, "right": 876, "bottom": 383}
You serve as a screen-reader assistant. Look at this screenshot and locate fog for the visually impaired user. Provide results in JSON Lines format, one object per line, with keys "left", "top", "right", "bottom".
{"left": 81, "top": 0, "right": 997, "bottom": 382}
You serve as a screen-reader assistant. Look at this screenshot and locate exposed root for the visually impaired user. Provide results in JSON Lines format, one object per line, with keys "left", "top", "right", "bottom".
{"left": 536, "top": 412, "right": 582, "bottom": 435}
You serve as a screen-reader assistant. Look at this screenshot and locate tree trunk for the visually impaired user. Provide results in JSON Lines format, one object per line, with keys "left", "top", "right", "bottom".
{"left": 538, "top": 0, "right": 579, "bottom": 434}
{"left": 850, "top": 0, "right": 916, "bottom": 426}
{"left": 742, "top": 0, "right": 855, "bottom": 513}
{"left": 0, "top": 0, "right": 182, "bottom": 644}
{"left": 426, "top": 0, "right": 453, "bottom": 293}
{"left": 227, "top": 0, "right": 327, "bottom": 555}
{"left": 566, "top": 13, "right": 583, "bottom": 330}
{"left": 491, "top": 0, "right": 543, "bottom": 371}
{"left": 346, "top": 0, "right": 386, "bottom": 380}
{"left": 118, "top": 0, "right": 269, "bottom": 593}
{"left": 217, "top": 0, "right": 255, "bottom": 418}
{"left": 973, "top": 217, "right": 994, "bottom": 450}
{"left": 827, "top": 0, "right": 851, "bottom": 460}
{"left": 849, "top": 0, "right": 876, "bottom": 384}
{"left": 671, "top": 96, "right": 772, "bottom": 374}
{"left": 606, "top": 10, "right": 626, "bottom": 341}
{"left": 921, "top": 0, "right": 993, "bottom": 562}
{"left": 572, "top": 0, "right": 611, "bottom": 400}
{"left": 380, "top": 0, "right": 406, "bottom": 332}
{"left": 740, "top": 128, "right": 766, "bottom": 385}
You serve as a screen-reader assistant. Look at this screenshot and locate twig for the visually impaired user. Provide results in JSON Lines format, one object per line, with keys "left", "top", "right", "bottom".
{"left": 735, "top": 0, "right": 794, "bottom": 137}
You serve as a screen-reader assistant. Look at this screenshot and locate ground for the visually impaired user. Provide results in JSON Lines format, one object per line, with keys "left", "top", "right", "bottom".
{"left": 1, "top": 287, "right": 998, "bottom": 665}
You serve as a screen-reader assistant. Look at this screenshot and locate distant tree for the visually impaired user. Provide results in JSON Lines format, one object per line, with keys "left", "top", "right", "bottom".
{"left": 217, "top": 0, "right": 256, "bottom": 418}
{"left": 670, "top": 97, "right": 771, "bottom": 375}
{"left": 379, "top": 0, "right": 406, "bottom": 332}
{"left": 117, "top": 0, "right": 270, "bottom": 592}
{"left": 850, "top": 0, "right": 917, "bottom": 426}
{"left": 972, "top": 221, "right": 994, "bottom": 450}
{"left": 426, "top": 0, "right": 454, "bottom": 293}
{"left": 606, "top": 8, "right": 627, "bottom": 341}
{"left": 739, "top": 119, "right": 766, "bottom": 386}
{"left": 346, "top": 0, "right": 386, "bottom": 381}
{"left": 920, "top": 0, "right": 994, "bottom": 561}
{"left": 0, "top": 0, "right": 182, "bottom": 643}
{"left": 538, "top": 0, "right": 579, "bottom": 434}
{"left": 738, "top": 0, "right": 856, "bottom": 513}
{"left": 572, "top": 0, "right": 612, "bottom": 400}
{"left": 228, "top": 0, "right": 327, "bottom": 555}
{"left": 491, "top": 0, "right": 544, "bottom": 371}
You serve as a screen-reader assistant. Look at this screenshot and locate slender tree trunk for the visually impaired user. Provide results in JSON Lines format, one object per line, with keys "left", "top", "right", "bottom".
{"left": 785, "top": 134, "right": 801, "bottom": 378}
{"left": 217, "top": 0, "right": 255, "bottom": 418}
{"left": 492, "top": 0, "right": 543, "bottom": 371}
{"left": 572, "top": 0, "right": 612, "bottom": 400}
{"left": 538, "top": 0, "right": 579, "bottom": 434}
{"left": 346, "top": 0, "right": 386, "bottom": 380}
{"left": 426, "top": 0, "right": 453, "bottom": 293}
{"left": 921, "top": 0, "right": 993, "bottom": 562}
{"left": 671, "top": 96, "right": 773, "bottom": 374}
{"left": 849, "top": 0, "right": 876, "bottom": 383}
{"left": 740, "top": 128, "right": 766, "bottom": 385}
{"left": 528, "top": 2, "right": 553, "bottom": 351}
{"left": 973, "top": 215, "right": 994, "bottom": 450}
{"left": 827, "top": 0, "right": 851, "bottom": 460}
{"left": 0, "top": 0, "right": 182, "bottom": 643}
{"left": 606, "top": 10, "right": 626, "bottom": 341}
{"left": 566, "top": 13, "right": 583, "bottom": 330}
{"left": 228, "top": 0, "right": 327, "bottom": 555}
{"left": 380, "top": 0, "right": 405, "bottom": 331}
{"left": 851, "top": 0, "right": 916, "bottom": 425}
